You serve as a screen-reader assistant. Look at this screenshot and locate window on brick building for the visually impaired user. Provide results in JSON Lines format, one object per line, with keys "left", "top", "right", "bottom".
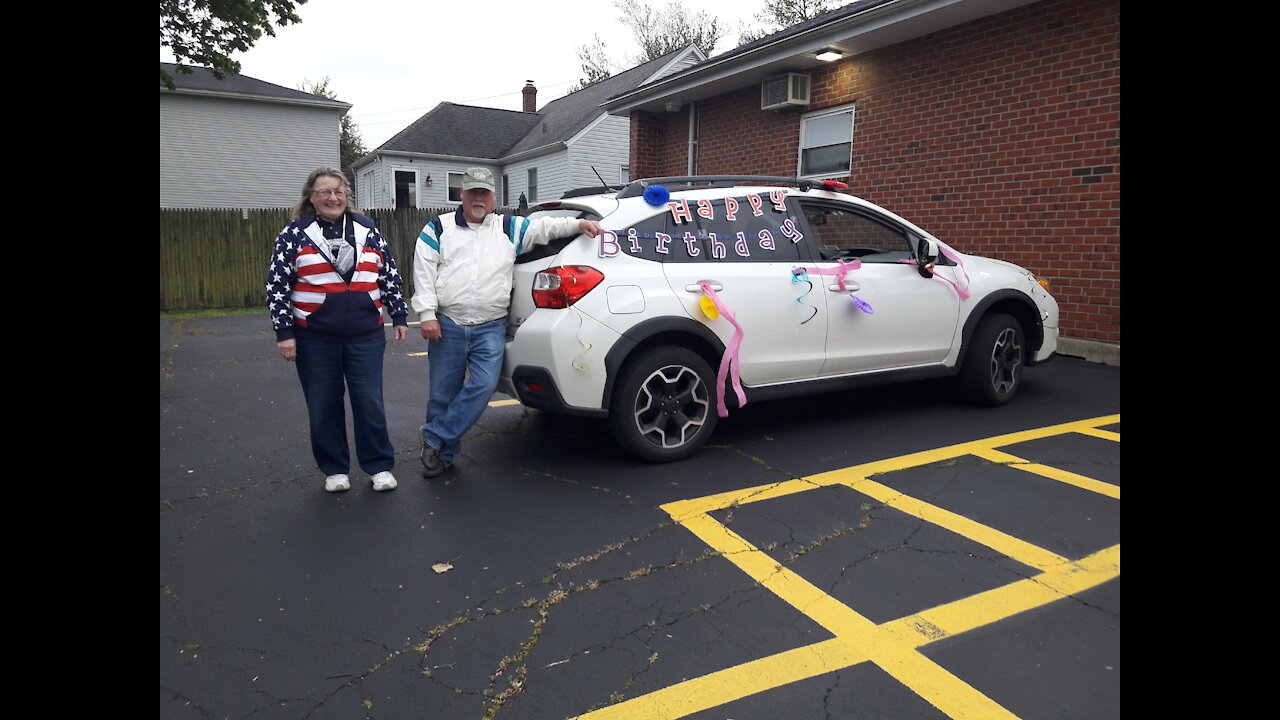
{"left": 798, "top": 103, "right": 854, "bottom": 178}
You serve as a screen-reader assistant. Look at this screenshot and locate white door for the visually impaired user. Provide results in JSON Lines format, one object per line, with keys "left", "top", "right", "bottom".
{"left": 793, "top": 201, "right": 959, "bottom": 376}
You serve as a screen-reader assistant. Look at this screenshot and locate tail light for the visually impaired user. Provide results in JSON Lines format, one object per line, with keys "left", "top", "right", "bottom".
{"left": 532, "top": 266, "right": 605, "bottom": 308}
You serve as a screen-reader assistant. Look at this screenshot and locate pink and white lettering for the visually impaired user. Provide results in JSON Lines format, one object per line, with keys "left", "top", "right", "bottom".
{"left": 699, "top": 281, "right": 747, "bottom": 417}
{"left": 780, "top": 218, "right": 804, "bottom": 244}
{"left": 667, "top": 199, "right": 693, "bottom": 223}
{"left": 598, "top": 229, "right": 620, "bottom": 257}
{"left": 655, "top": 232, "right": 671, "bottom": 254}
{"left": 709, "top": 233, "right": 727, "bottom": 259}
{"left": 747, "top": 193, "right": 764, "bottom": 216}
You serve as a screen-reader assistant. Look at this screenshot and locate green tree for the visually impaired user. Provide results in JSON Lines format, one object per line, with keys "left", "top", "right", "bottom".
{"left": 161, "top": 0, "right": 307, "bottom": 90}
{"left": 614, "top": 0, "right": 726, "bottom": 61}
{"left": 738, "top": 0, "right": 837, "bottom": 44}
{"left": 570, "top": 34, "right": 615, "bottom": 92}
{"left": 300, "top": 78, "right": 367, "bottom": 190}
{"left": 571, "top": 0, "right": 726, "bottom": 90}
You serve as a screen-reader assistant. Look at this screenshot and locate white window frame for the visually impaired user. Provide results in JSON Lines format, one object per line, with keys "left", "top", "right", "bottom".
{"left": 391, "top": 166, "right": 420, "bottom": 209}
{"left": 450, "top": 169, "right": 471, "bottom": 199}
{"left": 797, "top": 102, "right": 855, "bottom": 179}
{"left": 619, "top": 164, "right": 630, "bottom": 184}
{"left": 527, "top": 168, "right": 538, "bottom": 203}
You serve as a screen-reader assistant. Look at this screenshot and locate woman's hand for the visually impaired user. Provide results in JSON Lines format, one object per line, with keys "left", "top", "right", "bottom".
{"left": 277, "top": 339, "right": 297, "bottom": 361}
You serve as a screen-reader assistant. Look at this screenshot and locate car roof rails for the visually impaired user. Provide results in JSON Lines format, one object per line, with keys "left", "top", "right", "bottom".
{"left": 616, "top": 175, "right": 844, "bottom": 199}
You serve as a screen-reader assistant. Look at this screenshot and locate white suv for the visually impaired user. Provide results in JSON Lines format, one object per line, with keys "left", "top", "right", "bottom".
{"left": 498, "top": 176, "right": 1058, "bottom": 462}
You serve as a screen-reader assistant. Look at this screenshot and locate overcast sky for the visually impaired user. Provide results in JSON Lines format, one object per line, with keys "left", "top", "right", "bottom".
{"left": 161, "top": 0, "right": 771, "bottom": 149}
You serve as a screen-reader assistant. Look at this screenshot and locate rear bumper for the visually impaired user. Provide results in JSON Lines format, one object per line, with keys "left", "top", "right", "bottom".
{"left": 503, "top": 366, "right": 608, "bottom": 417}
{"left": 498, "top": 307, "right": 619, "bottom": 414}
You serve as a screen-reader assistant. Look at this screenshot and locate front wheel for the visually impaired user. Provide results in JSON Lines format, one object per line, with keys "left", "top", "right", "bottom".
{"left": 609, "top": 346, "right": 718, "bottom": 463}
{"left": 959, "top": 313, "right": 1025, "bottom": 406}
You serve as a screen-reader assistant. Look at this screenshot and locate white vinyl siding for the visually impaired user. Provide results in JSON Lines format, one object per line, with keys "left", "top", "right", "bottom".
{"left": 159, "top": 93, "right": 343, "bottom": 209}
{"left": 567, "top": 114, "right": 630, "bottom": 190}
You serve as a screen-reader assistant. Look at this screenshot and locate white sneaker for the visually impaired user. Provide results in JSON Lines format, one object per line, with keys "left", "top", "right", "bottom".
{"left": 325, "top": 474, "right": 351, "bottom": 492}
{"left": 370, "top": 471, "right": 398, "bottom": 492}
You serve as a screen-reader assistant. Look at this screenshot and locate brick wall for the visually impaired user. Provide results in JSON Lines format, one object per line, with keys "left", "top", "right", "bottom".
{"left": 632, "top": 0, "right": 1120, "bottom": 344}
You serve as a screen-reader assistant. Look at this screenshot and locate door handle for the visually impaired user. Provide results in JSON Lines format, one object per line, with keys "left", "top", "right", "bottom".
{"left": 686, "top": 282, "right": 723, "bottom": 292}
{"left": 828, "top": 282, "right": 860, "bottom": 292}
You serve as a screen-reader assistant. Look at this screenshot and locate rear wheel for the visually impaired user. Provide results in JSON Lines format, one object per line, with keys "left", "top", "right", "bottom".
{"left": 959, "top": 313, "right": 1025, "bottom": 406}
{"left": 609, "top": 346, "right": 718, "bottom": 462}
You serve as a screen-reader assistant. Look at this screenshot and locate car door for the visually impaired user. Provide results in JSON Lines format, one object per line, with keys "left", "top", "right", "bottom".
{"left": 653, "top": 193, "right": 827, "bottom": 385}
{"left": 792, "top": 199, "right": 961, "bottom": 376}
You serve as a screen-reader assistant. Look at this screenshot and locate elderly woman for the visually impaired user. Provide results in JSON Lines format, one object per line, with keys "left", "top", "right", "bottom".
{"left": 266, "top": 167, "right": 410, "bottom": 493}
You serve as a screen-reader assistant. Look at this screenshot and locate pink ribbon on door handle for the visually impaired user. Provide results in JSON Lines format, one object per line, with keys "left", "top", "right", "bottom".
{"left": 699, "top": 282, "right": 747, "bottom": 417}
{"left": 794, "top": 258, "right": 861, "bottom": 290}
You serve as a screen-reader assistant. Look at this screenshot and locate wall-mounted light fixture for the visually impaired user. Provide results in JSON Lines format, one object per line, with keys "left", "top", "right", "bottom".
{"left": 665, "top": 101, "right": 683, "bottom": 113}
{"left": 816, "top": 48, "right": 843, "bottom": 62}
{"left": 425, "top": 174, "right": 433, "bottom": 186}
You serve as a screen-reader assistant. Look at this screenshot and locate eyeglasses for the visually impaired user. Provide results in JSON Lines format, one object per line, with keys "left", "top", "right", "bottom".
{"left": 312, "top": 189, "right": 348, "bottom": 198}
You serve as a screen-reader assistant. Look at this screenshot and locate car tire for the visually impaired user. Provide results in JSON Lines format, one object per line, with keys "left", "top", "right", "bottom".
{"left": 609, "top": 346, "right": 718, "bottom": 463}
{"left": 959, "top": 313, "right": 1025, "bottom": 406}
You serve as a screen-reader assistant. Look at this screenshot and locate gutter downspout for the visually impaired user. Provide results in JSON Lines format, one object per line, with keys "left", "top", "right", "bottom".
{"left": 687, "top": 101, "right": 698, "bottom": 175}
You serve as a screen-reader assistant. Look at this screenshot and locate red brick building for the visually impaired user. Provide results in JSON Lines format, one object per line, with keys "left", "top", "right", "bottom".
{"left": 606, "top": 0, "right": 1119, "bottom": 359}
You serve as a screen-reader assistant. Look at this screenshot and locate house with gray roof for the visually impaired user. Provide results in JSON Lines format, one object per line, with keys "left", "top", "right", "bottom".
{"left": 351, "top": 46, "right": 705, "bottom": 210}
{"left": 160, "top": 62, "right": 351, "bottom": 209}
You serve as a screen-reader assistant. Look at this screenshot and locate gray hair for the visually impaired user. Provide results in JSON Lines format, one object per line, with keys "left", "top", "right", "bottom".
{"left": 291, "top": 167, "right": 358, "bottom": 220}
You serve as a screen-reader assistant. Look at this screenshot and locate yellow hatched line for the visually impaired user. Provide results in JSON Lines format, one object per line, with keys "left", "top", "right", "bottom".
{"left": 1075, "top": 426, "right": 1120, "bottom": 442}
{"left": 971, "top": 447, "right": 1120, "bottom": 499}
{"left": 574, "top": 415, "right": 1120, "bottom": 720}
{"left": 665, "top": 415, "right": 1121, "bottom": 519}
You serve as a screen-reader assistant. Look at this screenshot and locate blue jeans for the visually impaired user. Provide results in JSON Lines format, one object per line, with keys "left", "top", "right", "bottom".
{"left": 295, "top": 336, "right": 395, "bottom": 476}
{"left": 421, "top": 314, "right": 506, "bottom": 463}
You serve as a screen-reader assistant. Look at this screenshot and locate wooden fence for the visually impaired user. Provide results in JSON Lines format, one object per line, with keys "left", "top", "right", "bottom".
{"left": 159, "top": 207, "right": 471, "bottom": 312}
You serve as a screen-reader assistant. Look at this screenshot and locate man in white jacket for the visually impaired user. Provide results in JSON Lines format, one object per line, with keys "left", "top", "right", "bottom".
{"left": 412, "top": 167, "right": 601, "bottom": 477}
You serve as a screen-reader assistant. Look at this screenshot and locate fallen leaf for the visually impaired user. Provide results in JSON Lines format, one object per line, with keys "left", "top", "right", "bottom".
{"left": 432, "top": 563, "right": 453, "bottom": 573}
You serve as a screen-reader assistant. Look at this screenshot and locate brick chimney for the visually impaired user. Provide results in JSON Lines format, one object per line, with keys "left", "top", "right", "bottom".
{"left": 522, "top": 80, "right": 537, "bottom": 113}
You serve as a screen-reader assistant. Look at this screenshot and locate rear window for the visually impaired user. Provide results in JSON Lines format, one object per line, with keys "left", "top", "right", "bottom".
{"left": 516, "top": 208, "right": 601, "bottom": 263}
{"left": 600, "top": 193, "right": 806, "bottom": 263}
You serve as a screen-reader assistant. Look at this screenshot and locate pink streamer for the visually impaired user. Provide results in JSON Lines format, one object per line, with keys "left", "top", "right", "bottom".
{"left": 700, "top": 282, "right": 747, "bottom": 417}
{"left": 795, "top": 258, "right": 861, "bottom": 291}
{"left": 898, "top": 251, "right": 971, "bottom": 300}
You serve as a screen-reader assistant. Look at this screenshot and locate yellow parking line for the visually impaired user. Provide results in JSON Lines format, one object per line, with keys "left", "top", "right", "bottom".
{"left": 576, "top": 415, "right": 1120, "bottom": 720}
{"left": 971, "top": 447, "right": 1120, "bottom": 499}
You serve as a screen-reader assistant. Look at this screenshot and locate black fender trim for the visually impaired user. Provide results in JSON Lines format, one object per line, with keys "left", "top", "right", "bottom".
{"left": 957, "top": 289, "right": 1047, "bottom": 367}
{"left": 602, "top": 316, "right": 727, "bottom": 410}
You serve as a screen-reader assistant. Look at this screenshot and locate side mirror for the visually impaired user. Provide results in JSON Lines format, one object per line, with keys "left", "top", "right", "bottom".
{"left": 915, "top": 238, "right": 939, "bottom": 278}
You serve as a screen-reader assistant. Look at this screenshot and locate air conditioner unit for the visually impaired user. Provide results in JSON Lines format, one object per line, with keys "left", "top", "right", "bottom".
{"left": 761, "top": 72, "right": 811, "bottom": 110}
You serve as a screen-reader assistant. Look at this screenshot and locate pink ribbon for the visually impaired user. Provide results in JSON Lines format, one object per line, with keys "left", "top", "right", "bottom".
{"left": 700, "top": 282, "right": 747, "bottom": 417}
{"left": 794, "top": 258, "right": 861, "bottom": 290}
{"left": 898, "top": 247, "right": 971, "bottom": 300}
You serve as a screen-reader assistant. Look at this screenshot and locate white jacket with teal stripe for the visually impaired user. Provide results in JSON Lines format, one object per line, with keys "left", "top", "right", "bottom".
{"left": 411, "top": 207, "right": 583, "bottom": 325}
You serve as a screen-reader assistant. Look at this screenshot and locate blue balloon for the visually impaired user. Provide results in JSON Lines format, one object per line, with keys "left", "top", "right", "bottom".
{"left": 643, "top": 185, "right": 671, "bottom": 206}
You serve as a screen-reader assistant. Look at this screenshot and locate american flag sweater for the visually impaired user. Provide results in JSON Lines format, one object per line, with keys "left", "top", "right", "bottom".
{"left": 266, "top": 213, "right": 408, "bottom": 343}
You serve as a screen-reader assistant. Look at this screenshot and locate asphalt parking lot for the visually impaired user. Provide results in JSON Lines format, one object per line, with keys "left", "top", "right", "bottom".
{"left": 160, "top": 314, "right": 1119, "bottom": 720}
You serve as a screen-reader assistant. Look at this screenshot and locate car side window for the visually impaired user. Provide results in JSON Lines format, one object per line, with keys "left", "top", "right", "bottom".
{"left": 687, "top": 196, "right": 805, "bottom": 263}
{"left": 799, "top": 203, "right": 913, "bottom": 263}
{"left": 601, "top": 194, "right": 808, "bottom": 263}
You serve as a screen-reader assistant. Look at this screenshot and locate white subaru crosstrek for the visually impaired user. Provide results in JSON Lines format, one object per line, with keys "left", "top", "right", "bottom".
{"left": 498, "top": 176, "right": 1058, "bottom": 462}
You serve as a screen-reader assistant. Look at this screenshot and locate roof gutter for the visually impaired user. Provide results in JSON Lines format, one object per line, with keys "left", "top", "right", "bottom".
{"left": 161, "top": 87, "right": 351, "bottom": 112}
